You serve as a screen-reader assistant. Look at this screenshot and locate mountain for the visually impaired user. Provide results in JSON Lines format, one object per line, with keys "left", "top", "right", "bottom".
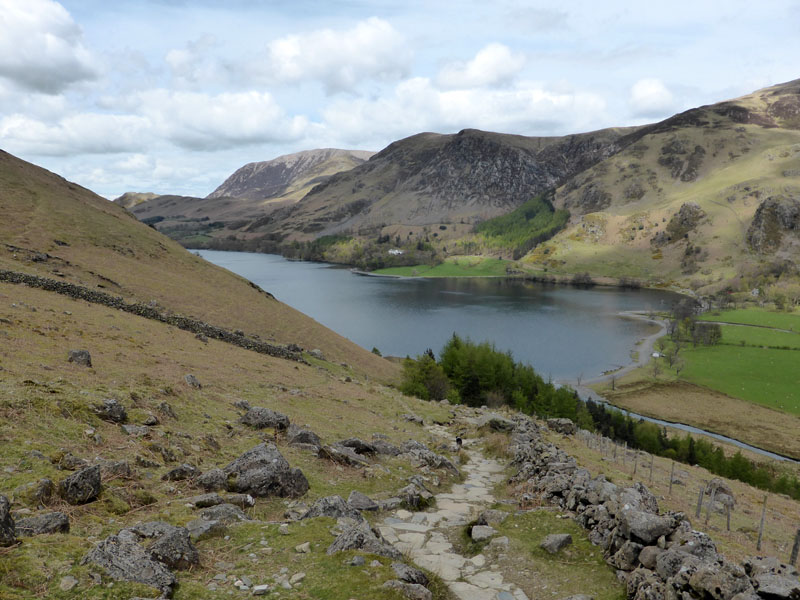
{"left": 113, "top": 191, "right": 158, "bottom": 209}
{"left": 207, "top": 148, "right": 374, "bottom": 201}
{"left": 0, "top": 149, "right": 394, "bottom": 379}
{"left": 254, "top": 127, "right": 636, "bottom": 242}
{"left": 536, "top": 78, "right": 800, "bottom": 293}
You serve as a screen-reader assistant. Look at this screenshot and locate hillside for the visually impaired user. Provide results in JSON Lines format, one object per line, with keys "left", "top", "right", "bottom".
{"left": 0, "top": 150, "right": 394, "bottom": 380}
{"left": 126, "top": 149, "right": 374, "bottom": 248}
{"left": 533, "top": 79, "right": 800, "bottom": 293}
{"left": 113, "top": 192, "right": 158, "bottom": 209}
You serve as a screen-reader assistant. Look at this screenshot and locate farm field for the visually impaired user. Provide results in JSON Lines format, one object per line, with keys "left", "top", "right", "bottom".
{"left": 375, "top": 257, "right": 509, "bottom": 277}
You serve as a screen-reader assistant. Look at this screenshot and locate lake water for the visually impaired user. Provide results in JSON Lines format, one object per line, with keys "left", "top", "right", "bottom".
{"left": 199, "top": 250, "right": 681, "bottom": 380}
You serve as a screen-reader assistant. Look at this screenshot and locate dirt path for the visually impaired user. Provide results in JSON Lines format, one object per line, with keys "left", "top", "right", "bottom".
{"left": 379, "top": 425, "right": 526, "bottom": 600}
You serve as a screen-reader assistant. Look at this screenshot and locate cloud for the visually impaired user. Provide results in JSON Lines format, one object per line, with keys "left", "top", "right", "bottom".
{"left": 629, "top": 78, "right": 675, "bottom": 117}
{"left": 0, "top": 0, "right": 98, "bottom": 93}
{"left": 261, "top": 17, "right": 411, "bottom": 93}
{"left": 437, "top": 43, "right": 526, "bottom": 89}
{"left": 137, "top": 90, "right": 314, "bottom": 150}
{"left": 323, "top": 77, "right": 607, "bottom": 145}
{"left": 0, "top": 113, "right": 149, "bottom": 156}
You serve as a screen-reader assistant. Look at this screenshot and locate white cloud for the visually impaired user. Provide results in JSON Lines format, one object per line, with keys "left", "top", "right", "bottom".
{"left": 437, "top": 43, "right": 526, "bottom": 89}
{"left": 629, "top": 78, "right": 675, "bottom": 117}
{"left": 0, "top": 0, "right": 98, "bottom": 94}
{"left": 260, "top": 17, "right": 411, "bottom": 93}
{"left": 137, "top": 90, "right": 314, "bottom": 150}
{"left": 323, "top": 77, "right": 607, "bottom": 145}
{"left": 0, "top": 113, "right": 149, "bottom": 156}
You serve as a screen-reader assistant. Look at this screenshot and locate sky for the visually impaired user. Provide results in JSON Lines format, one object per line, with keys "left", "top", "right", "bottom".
{"left": 0, "top": 0, "right": 798, "bottom": 199}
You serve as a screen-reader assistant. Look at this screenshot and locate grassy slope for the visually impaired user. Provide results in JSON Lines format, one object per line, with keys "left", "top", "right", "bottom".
{"left": 698, "top": 307, "right": 800, "bottom": 331}
{"left": 0, "top": 281, "right": 454, "bottom": 599}
{"left": 0, "top": 150, "right": 396, "bottom": 383}
{"left": 528, "top": 83, "right": 800, "bottom": 291}
{"left": 375, "top": 257, "right": 509, "bottom": 277}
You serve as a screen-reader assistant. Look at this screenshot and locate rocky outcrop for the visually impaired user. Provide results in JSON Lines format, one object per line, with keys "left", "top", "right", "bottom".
{"left": 92, "top": 398, "right": 127, "bottom": 423}
{"left": 59, "top": 465, "right": 101, "bottom": 505}
{"left": 746, "top": 195, "right": 800, "bottom": 253}
{"left": 15, "top": 512, "right": 70, "bottom": 536}
{"left": 0, "top": 495, "right": 15, "bottom": 546}
{"left": 239, "top": 407, "right": 290, "bottom": 430}
{"left": 301, "top": 495, "right": 365, "bottom": 522}
{"left": 401, "top": 440, "right": 460, "bottom": 477}
{"left": 222, "top": 443, "right": 309, "bottom": 498}
{"left": 327, "top": 519, "right": 402, "bottom": 559}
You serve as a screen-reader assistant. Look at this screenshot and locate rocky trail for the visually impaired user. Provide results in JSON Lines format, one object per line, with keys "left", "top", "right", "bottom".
{"left": 380, "top": 425, "right": 524, "bottom": 600}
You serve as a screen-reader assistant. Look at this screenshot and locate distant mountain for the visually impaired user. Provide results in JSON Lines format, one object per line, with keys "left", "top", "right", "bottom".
{"left": 207, "top": 148, "right": 374, "bottom": 201}
{"left": 113, "top": 191, "right": 158, "bottom": 209}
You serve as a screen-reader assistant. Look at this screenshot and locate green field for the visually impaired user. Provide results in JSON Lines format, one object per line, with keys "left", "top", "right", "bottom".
{"left": 698, "top": 308, "right": 800, "bottom": 332}
{"left": 719, "top": 324, "right": 800, "bottom": 349}
{"left": 375, "top": 257, "right": 509, "bottom": 277}
{"left": 680, "top": 344, "right": 800, "bottom": 415}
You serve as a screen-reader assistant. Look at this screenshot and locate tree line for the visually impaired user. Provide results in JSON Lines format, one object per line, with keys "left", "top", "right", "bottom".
{"left": 401, "top": 333, "right": 800, "bottom": 500}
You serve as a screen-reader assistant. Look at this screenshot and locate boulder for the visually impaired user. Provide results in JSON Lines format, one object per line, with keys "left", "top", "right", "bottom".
{"left": 371, "top": 439, "right": 402, "bottom": 456}
{"left": 487, "top": 416, "right": 515, "bottom": 432}
{"left": 476, "top": 509, "right": 509, "bottom": 527}
{"left": 347, "top": 490, "right": 379, "bottom": 512}
{"left": 638, "top": 546, "right": 664, "bottom": 570}
{"left": 68, "top": 349, "right": 92, "bottom": 367}
{"left": 402, "top": 414, "right": 424, "bottom": 425}
{"left": 98, "top": 460, "right": 133, "bottom": 479}
{"left": 397, "top": 483, "right": 434, "bottom": 510}
{"left": 121, "top": 424, "right": 150, "bottom": 437}
{"left": 318, "top": 444, "right": 370, "bottom": 467}
{"left": 186, "top": 493, "right": 224, "bottom": 508}
{"left": 617, "top": 508, "right": 678, "bottom": 545}
{"left": 327, "top": 520, "right": 401, "bottom": 559}
{"left": 287, "top": 425, "right": 321, "bottom": 448}
{"left": 12, "top": 478, "right": 54, "bottom": 507}
{"left": 59, "top": 465, "right": 101, "bottom": 505}
{"left": 92, "top": 398, "right": 127, "bottom": 423}
{"left": 547, "top": 418, "right": 576, "bottom": 435}
{"left": 186, "top": 518, "right": 227, "bottom": 541}
{"left": 401, "top": 440, "right": 460, "bottom": 477}
{"left": 184, "top": 374, "right": 201, "bottom": 388}
{"left": 540, "top": 533, "right": 573, "bottom": 554}
{"left": 0, "top": 495, "right": 15, "bottom": 546}
{"left": 199, "top": 503, "right": 251, "bottom": 524}
{"left": 392, "top": 562, "right": 429, "bottom": 586}
{"left": 610, "top": 540, "right": 643, "bottom": 571}
{"left": 82, "top": 533, "right": 176, "bottom": 598}
{"left": 162, "top": 464, "right": 199, "bottom": 482}
{"left": 223, "top": 443, "right": 309, "bottom": 498}
{"left": 383, "top": 580, "right": 432, "bottom": 600}
{"left": 301, "top": 495, "right": 364, "bottom": 522}
{"left": 689, "top": 562, "right": 754, "bottom": 600}
{"left": 752, "top": 573, "right": 800, "bottom": 599}
{"left": 224, "top": 493, "right": 255, "bottom": 509}
{"left": 239, "top": 407, "right": 290, "bottom": 431}
{"left": 145, "top": 526, "right": 199, "bottom": 571}
{"left": 15, "top": 512, "right": 70, "bottom": 536}
{"left": 337, "top": 438, "right": 378, "bottom": 455}
{"left": 471, "top": 525, "right": 496, "bottom": 542}
{"left": 196, "top": 468, "right": 227, "bottom": 492}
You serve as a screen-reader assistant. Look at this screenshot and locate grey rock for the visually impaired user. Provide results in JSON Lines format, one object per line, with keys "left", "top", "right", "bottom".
{"left": 98, "top": 460, "right": 133, "bottom": 479}
{"left": 158, "top": 401, "right": 177, "bottom": 419}
{"left": 287, "top": 424, "right": 321, "bottom": 448}
{"left": 487, "top": 416, "right": 515, "bottom": 432}
{"left": 223, "top": 443, "right": 309, "bottom": 498}
{"left": 15, "top": 512, "right": 70, "bottom": 536}
{"left": 239, "top": 407, "right": 290, "bottom": 431}
{"left": 309, "top": 348, "right": 324, "bottom": 360}
{"left": 401, "top": 413, "right": 424, "bottom": 425}
{"left": 121, "top": 424, "right": 150, "bottom": 437}
{"left": 301, "top": 495, "right": 364, "bottom": 522}
{"left": 348, "top": 490, "right": 379, "bottom": 512}
{"left": 743, "top": 556, "right": 799, "bottom": 579}
{"left": 689, "top": 562, "right": 754, "bottom": 600}
{"left": 383, "top": 580, "right": 432, "bottom": 600}
{"left": 752, "top": 573, "right": 800, "bottom": 599}
{"left": 638, "top": 546, "right": 664, "bottom": 570}
{"left": 349, "top": 555, "right": 366, "bottom": 566}
{"left": 476, "top": 509, "right": 509, "bottom": 527}
{"left": 232, "top": 399, "right": 251, "bottom": 411}
{"left": 68, "top": 349, "right": 92, "bottom": 367}
{"left": 59, "top": 465, "right": 101, "bottom": 505}
{"left": 59, "top": 575, "right": 79, "bottom": 591}
{"left": 397, "top": 483, "right": 434, "bottom": 510}
{"left": 470, "top": 525, "right": 496, "bottom": 542}
{"left": 610, "top": 540, "right": 643, "bottom": 571}
{"left": 146, "top": 526, "right": 200, "bottom": 570}
{"left": 392, "top": 562, "right": 429, "bottom": 586}
{"left": 186, "top": 518, "right": 227, "bottom": 541}
{"left": 186, "top": 493, "right": 224, "bottom": 508}
{"left": 224, "top": 493, "right": 255, "bottom": 508}
{"left": 547, "top": 418, "right": 576, "bottom": 434}
{"left": 162, "top": 463, "right": 199, "bottom": 482}
{"left": 200, "top": 503, "right": 251, "bottom": 524}
{"left": 371, "top": 439, "right": 402, "bottom": 456}
{"left": 82, "top": 534, "right": 176, "bottom": 597}
{"left": 92, "top": 398, "right": 127, "bottom": 423}
{"left": 401, "top": 440, "right": 460, "bottom": 477}
{"left": 327, "top": 520, "right": 401, "bottom": 559}
{"left": 196, "top": 468, "right": 227, "bottom": 492}
{"left": 56, "top": 452, "right": 88, "bottom": 471}
{"left": 0, "top": 495, "right": 15, "bottom": 546}
{"left": 338, "top": 438, "right": 377, "bottom": 455}
{"left": 252, "top": 584, "right": 272, "bottom": 595}
{"left": 184, "top": 374, "right": 201, "bottom": 388}
{"left": 318, "top": 444, "right": 370, "bottom": 467}
{"left": 541, "top": 533, "right": 573, "bottom": 554}
{"left": 618, "top": 508, "right": 678, "bottom": 545}
{"left": 136, "top": 455, "right": 161, "bottom": 469}
{"left": 143, "top": 413, "right": 159, "bottom": 426}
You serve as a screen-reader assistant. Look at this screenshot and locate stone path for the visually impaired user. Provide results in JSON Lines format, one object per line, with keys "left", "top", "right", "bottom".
{"left": 379, "top": 426, "right": 528, "bottom": 600}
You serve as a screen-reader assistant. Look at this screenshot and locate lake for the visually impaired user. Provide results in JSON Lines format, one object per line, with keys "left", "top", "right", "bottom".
{"left": 198, "top": 250, "right": 680, "bottom": 380}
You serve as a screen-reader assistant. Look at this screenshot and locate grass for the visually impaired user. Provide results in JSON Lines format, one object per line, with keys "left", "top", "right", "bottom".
{"left": 698, "top": 308, "right": 800, "bottom": 332}
{"left": 493, "top": 510, "right": 625, "bottom": 600}
{"left": 717, "top": 324, "right": 800, "bottom": 349}
{"left": 374, "top": 257, "right": 509, "bottom": 277}
{"left": 679, "top": 345, "right": 800, "bottom": 415}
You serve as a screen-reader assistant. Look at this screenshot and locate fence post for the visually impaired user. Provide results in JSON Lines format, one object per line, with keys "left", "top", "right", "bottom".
{"left": 668, "top": 461, "right": 675, "bottom": 496}
{"left": 649, "top": 454, "right": 655, "bottom": 484}
{"left": 705, "top": 487, "right": 717, "bottom": 525}
{"left": 790, "top": 528, "right": 800, "bottom": 566}
{"left": 726, "top": 503, "right": 731, "bottom": 532}
{"left": 757, "top": 494, "right": 768, "bottom": 552}
{"left": 695, "top": 484, "right": 706, "bottom": 519}
{"left": 633, "top": 452, "right": 639, "bottom": 476}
